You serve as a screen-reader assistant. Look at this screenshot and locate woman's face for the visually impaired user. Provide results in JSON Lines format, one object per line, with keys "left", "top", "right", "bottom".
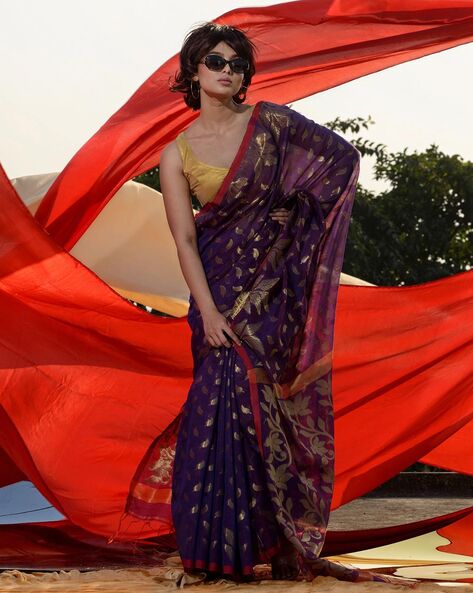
{"left": 193, "top": 40, "right": 245, "bottom": 100}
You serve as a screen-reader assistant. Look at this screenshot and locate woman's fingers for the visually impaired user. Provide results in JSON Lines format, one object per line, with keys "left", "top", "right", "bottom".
{"left": 272, "top": 217, "right": 289, "bottom": 225}
{"left": 206, "top": 335, "right": 216, "bottom": 348}
{"left": 219, "top": 330, "right": 231, "bottom": 348}
{"left": 204, "top": 313, "right": 243, "bottom": 349}
{"left": 224, "top": 327, "right": 242, "bottom": 347}
{"left": 206, "top": 329, "right": 242, "bottom": 348}
{"left": 270, "top": 207, "right": 290, "bottom": 225}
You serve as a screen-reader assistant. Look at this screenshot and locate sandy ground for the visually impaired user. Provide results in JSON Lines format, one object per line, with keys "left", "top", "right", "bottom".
{"left": 1, "top": 566, "right": 472, "bottom": 592}
{"left": 1, "top": 498, "right": 472, "bottom": 592}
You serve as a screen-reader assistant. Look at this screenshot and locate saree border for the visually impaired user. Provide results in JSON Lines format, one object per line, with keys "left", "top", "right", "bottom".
{"left": 181, "top": 542, "right": 280, "bottom": 577}
{"left": 181, "top": 557, "right": 255, "bottom": 576}
{"left": 232, "top": 346, "right": 333, "bottom": 458}
{"left": 194, "top": 100, "right": 263, "bottom": 220}
{"left": 130, "top": 483, "right": 172, "bottom": 504}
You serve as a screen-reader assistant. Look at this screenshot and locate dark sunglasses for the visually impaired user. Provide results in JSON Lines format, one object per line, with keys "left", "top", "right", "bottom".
{"left": 201, "top": 54, "right": 250, "bottom": 74}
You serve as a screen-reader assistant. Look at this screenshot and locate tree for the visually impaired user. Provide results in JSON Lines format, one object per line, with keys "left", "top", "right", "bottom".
{"left": 326, "top": 115, "right": 473, "bottom": 286}
{"left": 325, "top": 116, "right": 472, "bottom": 472}
{"left": 133, "top": 165, "right": 202, "bottom": 210}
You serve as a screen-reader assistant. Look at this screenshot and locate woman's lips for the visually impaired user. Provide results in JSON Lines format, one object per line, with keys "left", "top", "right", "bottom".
{"left": 218, "top": 79, "right": 232, "bottom": 85}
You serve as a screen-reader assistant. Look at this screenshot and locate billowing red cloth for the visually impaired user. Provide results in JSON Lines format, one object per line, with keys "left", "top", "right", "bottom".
{"left": 1, "top": 504, "right": 473, "bottom": 569}
{"left": 332, "top": 271, "right": 473, "bottom": 507}
{"left": 34, "top": 0, "right": 473, "bottom": 250}
{"left": 1, "top": 163, "right": 472, "bottom": 547}
{"left": 0, "top": 0, "right": 472, "bottom": 561}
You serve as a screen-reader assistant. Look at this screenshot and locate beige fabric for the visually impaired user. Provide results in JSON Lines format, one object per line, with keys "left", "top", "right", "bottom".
{"left": 11, "top": 173, "right": 375, "bottom": 316}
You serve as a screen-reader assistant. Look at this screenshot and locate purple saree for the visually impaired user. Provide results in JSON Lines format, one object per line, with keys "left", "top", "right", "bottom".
{"left": 126, "top": 101, "right": 410, "bottom": 584}
{"left": 174, "top": 100, "right": 360, "bottom": 576}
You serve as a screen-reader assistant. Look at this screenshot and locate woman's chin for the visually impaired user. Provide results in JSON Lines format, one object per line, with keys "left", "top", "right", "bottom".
{"left": 206, "top": 88, "right": 238, "bottom": 100}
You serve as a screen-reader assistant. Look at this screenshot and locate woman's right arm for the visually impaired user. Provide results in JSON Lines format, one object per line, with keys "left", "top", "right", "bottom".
{"left": 159, "top": 142, "right": 242, "bottom": 348}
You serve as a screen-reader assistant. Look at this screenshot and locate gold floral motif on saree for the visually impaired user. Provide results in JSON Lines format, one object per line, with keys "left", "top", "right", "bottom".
{"left": 260, "top": 380, "right": 335, "bottom": 555}
{"left": 149, "top": 445, "right": 175, "bottom": 484}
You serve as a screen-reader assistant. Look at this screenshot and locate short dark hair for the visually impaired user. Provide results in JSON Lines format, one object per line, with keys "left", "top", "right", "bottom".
{"left": 169, "top": 21, "right": 257, "bottom": 110}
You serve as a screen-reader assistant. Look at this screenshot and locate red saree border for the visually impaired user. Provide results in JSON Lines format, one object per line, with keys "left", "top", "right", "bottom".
{"left": 194, "top": 100, "right": 263, "bottom": 220}
{"left": 181, "top": 557, "right": 255, "bottom": 576}
{"left": 181, "top": 541, "right": 280, "bottom": 576}
{"left": 231, "top": 346, "right": 333, "bottom": 457}
{"left": 130, "top": 483, "right": 172, "bottom": 504}
{"left": 263, "top": 352, "right": 332, "bottom": 399}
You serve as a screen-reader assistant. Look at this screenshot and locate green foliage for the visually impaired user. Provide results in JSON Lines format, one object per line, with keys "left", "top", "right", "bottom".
{"left": 325, "top": 116, "right": 473, "bottom": 286}
{"left": 133, "top": 166, "right": 202, "bottom": 210}
{"left": 134, "top": 167, "right": 161, "bottom": 193}
{"left": 406, "top": 462, "right": 448, "bottom": 472}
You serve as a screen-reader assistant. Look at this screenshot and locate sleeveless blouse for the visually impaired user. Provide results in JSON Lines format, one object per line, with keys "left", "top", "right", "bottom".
{"left": 176, "top": 132, "right": 229, "bottom": 206}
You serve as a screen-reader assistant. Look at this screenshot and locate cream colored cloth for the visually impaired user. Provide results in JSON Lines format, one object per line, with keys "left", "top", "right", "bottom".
{"left": 11, "top": 173, "right": 375, "bottom": 316}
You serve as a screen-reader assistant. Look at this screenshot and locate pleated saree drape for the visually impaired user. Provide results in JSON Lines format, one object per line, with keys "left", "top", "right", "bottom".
{"left": 126, "top": 100, "right": 363, "bottom": 579}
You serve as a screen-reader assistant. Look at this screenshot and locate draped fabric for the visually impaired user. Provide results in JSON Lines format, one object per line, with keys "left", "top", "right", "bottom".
{"left": 168, "top": 101, "right": 361, "bottom": 578}
{"left": 0, "top": 0, "right": 473, "bottom": 575}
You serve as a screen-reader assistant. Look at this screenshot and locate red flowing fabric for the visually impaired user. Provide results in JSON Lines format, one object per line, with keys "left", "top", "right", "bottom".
{"left": 0, "top": 0, "right": 472, "bottom": 561}
{"left": 1, "top": 162, "right": 472, "bottom": 546}
{"left": 332, "top": 271, "right": 473, "bottom": 508}
{"left": 34, "top": 0, "right": 473, "bottom": 250}
{"left": 1, "top": 504, "right": 473, "bottom": 569}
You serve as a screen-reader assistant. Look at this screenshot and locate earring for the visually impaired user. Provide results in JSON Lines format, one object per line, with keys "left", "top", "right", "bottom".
{"left": 190, "top": 80, "right": 200, "bottom": 99}
{"left": 237, "top": 84, "right": 248, "bottom": 101}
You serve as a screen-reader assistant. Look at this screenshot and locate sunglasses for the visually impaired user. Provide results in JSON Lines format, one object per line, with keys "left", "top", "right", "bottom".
{"left": 201, "top": 54, "right": 250, "bottom": 74}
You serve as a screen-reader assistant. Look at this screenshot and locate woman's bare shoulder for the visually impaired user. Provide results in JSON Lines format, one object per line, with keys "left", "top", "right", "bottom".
{"left": 161, "top": 138, "right": 179, "bottom": 157}
{"left": 161, "top": 139, "right": 182, "bottom": 170}
{"left": 159, "top": 138, "right": 192, "bottom": 205}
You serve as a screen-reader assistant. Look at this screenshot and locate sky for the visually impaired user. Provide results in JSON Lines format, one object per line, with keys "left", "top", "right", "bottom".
{"left": 1, "top": 0, "right": 472, "bottom": 193}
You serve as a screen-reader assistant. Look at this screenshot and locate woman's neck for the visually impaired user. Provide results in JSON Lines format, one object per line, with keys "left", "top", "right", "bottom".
{"left": 197, "top": 98, "right": 250, "bottom": 134}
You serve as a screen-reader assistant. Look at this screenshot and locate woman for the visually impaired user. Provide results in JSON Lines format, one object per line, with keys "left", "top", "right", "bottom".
{"left": 130, "top": 22, "right": 419, "bottom": 587}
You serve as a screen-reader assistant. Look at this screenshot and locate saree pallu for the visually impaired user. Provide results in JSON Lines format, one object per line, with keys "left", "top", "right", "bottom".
{"left": 127, "top": 100, "right": 361, "bottom": 579}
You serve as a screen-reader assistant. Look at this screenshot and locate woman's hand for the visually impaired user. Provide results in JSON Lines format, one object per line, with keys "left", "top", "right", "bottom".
{"left": 202, "top": 308, "right": 242, "bottom": 348}
{"left": 270, "top": 207, "right": 291, "bottom": 225}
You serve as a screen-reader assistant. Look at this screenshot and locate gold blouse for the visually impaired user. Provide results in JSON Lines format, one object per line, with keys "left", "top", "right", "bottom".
{"left": 176, "top": 132, "right": 229, "bottom": 206}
